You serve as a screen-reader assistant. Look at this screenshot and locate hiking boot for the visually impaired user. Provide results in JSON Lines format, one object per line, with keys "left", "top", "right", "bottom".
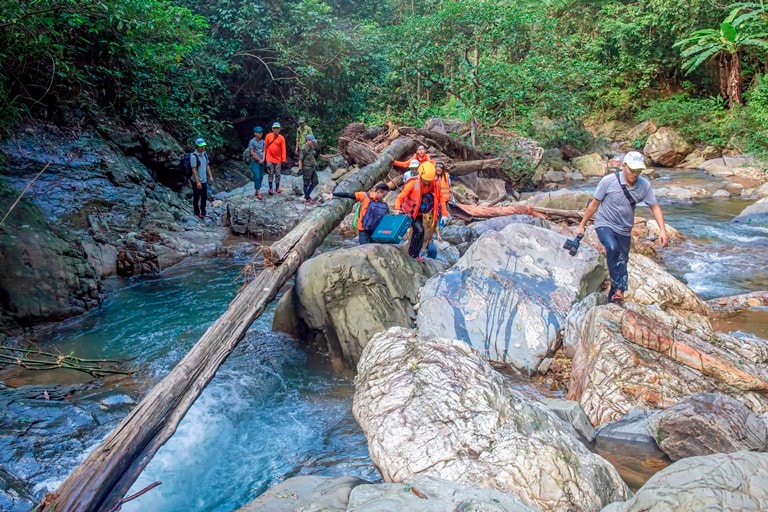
{"left": 306, "top": 198, "right": 315, "bottom": 205}
{"left": 268, "top": 188, "right": 274, "bottom": 195}
{"left": 610, "top": 289, "right": 624, "bottom": 304}
{"left": 415, "top": 256, "right": 425, "bottom": 262}
{"left": 276, "top": 187, "right": 283, "bottom": 194}
{"left": 256, "top": 192, "right": 263, "bottom": 200}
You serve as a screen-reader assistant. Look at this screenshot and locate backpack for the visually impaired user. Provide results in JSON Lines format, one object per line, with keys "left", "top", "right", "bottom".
{"left": 242, "top": 147, "right": 251, "bottom": 163}
{"left": 181, "top": 152, "right": 194, "bottom": 178}
{"left": 351, "top": 201, "right": 362, "bottom": 230}
{"left": 419, "top": 192, "right": 435, "bottom": 213}
{"left": 362, "top": 200, "right": 389, "bottom": 233}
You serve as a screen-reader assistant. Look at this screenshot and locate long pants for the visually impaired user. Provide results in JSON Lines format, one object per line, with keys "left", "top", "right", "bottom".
{"left": 408, "top": 215, "right": 425, "bottom": 258}
{"left": 358, "top": 231, "right": 372, "bottom": 245}
{"left": 303, "top": 167, "right": 319, "bottom": 200}
{"left": 250, "top": 161, "right": 264, "bottom": 190}
{"left": 193, "top": 182, "right": 208, "bottom": 217}
{"left": 266, "top": 161, "right": 281, "bottom": 189}
{"left": 596, "top": 226, "right": 632, "bottom": 298}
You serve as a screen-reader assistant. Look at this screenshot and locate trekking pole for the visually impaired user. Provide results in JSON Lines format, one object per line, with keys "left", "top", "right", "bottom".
{"left": 0, "top": 163, "right": 50, "bottom": 227}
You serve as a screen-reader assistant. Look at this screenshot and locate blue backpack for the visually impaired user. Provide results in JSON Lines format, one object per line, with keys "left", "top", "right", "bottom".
{"left": 362, "top": 199, "right": 389, "bottom": 233}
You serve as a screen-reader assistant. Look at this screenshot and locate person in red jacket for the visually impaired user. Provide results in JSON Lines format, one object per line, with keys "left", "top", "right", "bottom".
{"left": 394, "top": 161, "right": 446, "bottom": 261}
{"left": 392, "top": 144, "right": 431, "bottom": 170}
{"left": 264, "top": 121, "right": 287, "bottom": 195}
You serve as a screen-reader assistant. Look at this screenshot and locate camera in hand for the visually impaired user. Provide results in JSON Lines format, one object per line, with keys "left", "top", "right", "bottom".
{"left": 563, "top": 234, "right": 584, "bottom": 256}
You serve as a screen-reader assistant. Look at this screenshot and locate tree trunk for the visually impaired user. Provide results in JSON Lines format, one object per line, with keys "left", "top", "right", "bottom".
{"left": 344, "top": 140, "right": 379, "bottom": 166}
{"left": 40, "top": 137, "right": 416, "bottom": 512}
{"left": 729, "top": 51, "right": 743, "bottom": 107}
{"left": 719, "top": 53, "right": 729, "bottom": 102}
{"left": 398, "top": 127, "right": 487, "bottom": 161}
{"left": 449, "top": 158, "right": 503, "bottom": 176}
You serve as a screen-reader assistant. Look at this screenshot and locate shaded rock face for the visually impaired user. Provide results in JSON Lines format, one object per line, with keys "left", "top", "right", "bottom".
{"left": 602, "top": 452, "right": 768, "bottom": 512}
{"left": 418, "top": 223, "right": 606, "bottom": 374}
{"left": 643, "top": 127, "right": 693, "bottom": 167}
{"left": 348, "top": 475, "right": 537, "bottom": 512}
{"left": 567, "top": 303, "right": 768, "bottom": 427}
{"left": 0, "top": 123, "right": 224, "bottom": 332}
{"left": 353, "top": 327, "right": 629, "bottom": 512}
{"left": 290, "top": 244, "right": 443, "bottom": 367}
{"left": 648, "top": 392, "right": 768, "bottom": 461}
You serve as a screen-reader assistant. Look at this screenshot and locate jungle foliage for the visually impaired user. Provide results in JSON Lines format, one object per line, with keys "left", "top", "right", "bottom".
{"left": 1, "top": 0, "right": 767, "bottom": 154}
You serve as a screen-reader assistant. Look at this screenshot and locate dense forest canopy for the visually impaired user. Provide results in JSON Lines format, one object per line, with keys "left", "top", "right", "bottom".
{"left": 1, "top": 0, "right": 767, "bottom": 155}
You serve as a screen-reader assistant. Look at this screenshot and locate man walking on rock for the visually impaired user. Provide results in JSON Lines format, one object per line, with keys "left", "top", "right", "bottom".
{"left": 577, "top": 151, "right": 668, "bottom": 303}
{"left": 298, "top": 134, "right": 319, "bottom": 204}
{"left": 190, "top": 138, "right": 214, "bottom": 219}
{"left": 264, "top": 122, "right": 287, "bottom": 195}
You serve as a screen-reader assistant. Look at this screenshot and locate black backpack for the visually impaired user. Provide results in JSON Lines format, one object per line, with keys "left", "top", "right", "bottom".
{"left": 181, "top": 151, "right": 206, "bottom": 178}
{"left": 362, "top": 199, "right": 389, "bottom": 233}
{"left": 419, "top": 192, "right": 435, "bottom": 213}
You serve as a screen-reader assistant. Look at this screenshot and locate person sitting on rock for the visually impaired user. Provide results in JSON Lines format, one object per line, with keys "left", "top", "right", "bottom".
{"left": 392, "top": 144, "right": 432, "bottom": 170}
{"left": 298, "top": 134, "right": 319, "bottom": 205}
{"left": 577, "top": 151, "right": 668, "bottom": 304}
{"left": 395, "top": 161, "right": 446, "bottom": 261}
{"left": 330, "top": 183, "right": 390, "bottom": 244}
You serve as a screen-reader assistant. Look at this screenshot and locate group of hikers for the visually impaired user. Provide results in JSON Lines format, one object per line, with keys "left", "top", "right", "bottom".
{"left": 189, "top": 121, "right": 669, "bottom": 304}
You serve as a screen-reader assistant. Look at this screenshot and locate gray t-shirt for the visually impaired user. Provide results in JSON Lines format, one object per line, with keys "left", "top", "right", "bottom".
{"left": 593, "top": 172, "right": 657, "bottom": 236}
{"left": 190, "top": 151, "right": 209, "bottom": 184}
{"left": 248, "top": 138, "right": 265, "bottom": 161}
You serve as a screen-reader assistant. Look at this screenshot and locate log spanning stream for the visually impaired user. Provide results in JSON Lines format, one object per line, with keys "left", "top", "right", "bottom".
{"left": 2, "top": 191, "right": 767, "bottom": 511}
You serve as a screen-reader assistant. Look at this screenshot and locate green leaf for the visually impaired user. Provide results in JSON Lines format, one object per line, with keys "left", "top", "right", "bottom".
{"left": 721, "top": 22, "right": 738, "bottom": 43}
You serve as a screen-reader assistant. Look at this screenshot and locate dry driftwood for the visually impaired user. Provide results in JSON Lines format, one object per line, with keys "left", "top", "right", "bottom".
{"left": 40, "top": 136, "right": 416, "bottom": 512}
{"left": 449, "top": 158, "right": 503, "bottom": 177}
{"left": 398, "top": 127, "right": 487, "bottom": 162}
{"left": 449, "top": 203, "right": 548, "bottom": 221}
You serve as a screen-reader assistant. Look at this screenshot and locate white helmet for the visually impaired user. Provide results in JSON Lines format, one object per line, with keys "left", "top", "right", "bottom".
{"left": 409, "top": 159, "right": 420, "bottom": 169}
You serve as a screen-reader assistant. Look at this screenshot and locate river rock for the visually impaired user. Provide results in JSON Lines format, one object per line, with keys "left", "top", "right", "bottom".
{"left": 572, "top": 153, "right": 607, "bottom": 177}
{"left": 475, "top": 177, "right": 507, "bottom": 201}
{"left": 418, "top": 223, "right": 607, "bottom": 373}
{"left": 543, "top": 148, "right": 569, "bottom": 172}
{"left": 602, "top": 452, "right": 768, "bottom": 512}
{"left": 712, "top": 189, "right": 731, "bottom": 198}
{"left": 734, "top": 196, "right": 768, "bottom": 225}
{"left": 227, "top": 186, "right": 312, "bottom": 238}
{"left": 594, "top": 121, "right": 633, "bottom": 142}
{"left": 563, "top": 292, "right": 603, "bottom": 359}
{"left": 626, "top": 120, "right": 658, "bottom": 143}
{"left": 348, "top": 475, "right": 536, "bottom": 512}
{"left": 543, "top": 169, "right": 566, "bottom": 183}
{"left": 648, "top": 392, "right": 768, "bottom": 461}
{"left": 236, "top": 475, "right": 366, "bottom": 512}
{"left": 701, "top": 155, "right": 766, "bottom": 180}
{"left": 291, "top": 244, "right": 443, "bottom": 366}
{"left": 523, "top": 189, "right": 594, "bottom": 210}
{"left": 643, "top": 127, "right": 693, "bottom": 167}
{"left": 595, "top": 408, "right": 657, "bottom": 445}
{"left": 626, "top": 254, "right": 709, "bottom": 315}
{"left": 678, "top": 145, "right": 720, "bottom": 169}
{"left": 541, "top": 398, "right": 596, "bottom": 442}
{"left": 566, "top": 303, "right": 768, "bottom": 427}
{"left": 353, "top": 327, "right": 630, "bottom": 512}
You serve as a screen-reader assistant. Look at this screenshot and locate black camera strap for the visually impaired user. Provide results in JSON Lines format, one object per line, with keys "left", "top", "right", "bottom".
{"left": 614, "top": 171, "right": 637, "bottom": 209}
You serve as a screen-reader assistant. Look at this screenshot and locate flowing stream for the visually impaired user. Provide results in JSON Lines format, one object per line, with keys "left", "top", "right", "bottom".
{"left": 2, "top": 171, "right": 767, "bottom": 510}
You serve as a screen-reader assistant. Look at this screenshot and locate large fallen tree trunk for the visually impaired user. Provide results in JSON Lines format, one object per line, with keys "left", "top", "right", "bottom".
{"left": 41, "top": 137, "right": 416, "bottom": 512}
{"left": 398, "top": 127, "right": 487, "bottom": 161}
{"left": 449, "top": 158, "right": 503, "bottom": 176}
{"left": 448, "top": 202, "right": 548, "bottom": 221}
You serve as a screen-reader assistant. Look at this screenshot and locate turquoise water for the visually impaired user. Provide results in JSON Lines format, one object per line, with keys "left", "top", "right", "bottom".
{"left": 0, "top": 255, "right": 377, "bottom": 511}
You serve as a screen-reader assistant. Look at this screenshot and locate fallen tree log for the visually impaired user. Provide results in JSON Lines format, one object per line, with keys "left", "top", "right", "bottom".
{"left": 398, "top": 127, "right": 487, "bottom": 161}
{"left": 41, "top": 136, "right": 416, "bottom": 512}
{"left": 448, "top": 202, "right": 548, "bottom": 221}
{"left": 449, "top": 158, "right": 503, "bottom": 176}
{"left": 344, "top": 140, "right": 379, "bottom": 166}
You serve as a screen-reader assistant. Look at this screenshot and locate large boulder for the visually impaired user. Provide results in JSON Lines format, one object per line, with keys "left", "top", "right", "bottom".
{"left": 700, "top": 154, "right": 766, "bottom": 180}
{"left": 593, "top": 121, "right": 633, "bottom": 142}
{"left": 424, "top": 118, "right": 466, "bottom": 135}
{"left": 602, "top": 452, "right": 768, "bottom": 512}
{"left": 626, "top": 120, "right": 658, "bottom": 143}
{"left": 348, "top": 475, "right": 536, "bottom": 512}
{"left": 418, "top": 223, "right": 606, "bottom": 373}
{"left": 643, "top": 127, "right": 693, "bottom": 167}
{"left": 734, "top": 196, "right": 768, "bottom": 225}
{"left": 567, "top": 303, "right": 768, "bottom": 426}
{"left": 475, "top": 177, "right": 507, "bottom": 202}
{"left": 353, "top": 327, "right": 630, "bottom": 512}
{"left": 571, "top": 153, "right": 607, "bottom": 177}
{"left": 524, "top": 189, "right": 593, "bottom": 211}
{"left": 648, "top": 392, "right": 768, "bottom": 461}
{"left": 678, "top": 145, "right": 721, "bottom": 169}
{"left": 289, "top": 244, "right": 443, "bottom": 366}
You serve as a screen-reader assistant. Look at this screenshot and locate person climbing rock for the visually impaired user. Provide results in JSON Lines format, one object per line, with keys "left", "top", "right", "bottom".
{"left": 577, "top": 151, "right": 668, "bottom": 304}
{"left": 395, "top": 161, "right": 446, "bottom": 261}
{"left": 330, "top": 183, "right": 390, "bottom": 244}
{"left": 298, "top": 134, "right": 319, "bottom": 204}
{"left": 248, "top": 126, "right": 266, "bottom": 200}
{"left": 190, "top": 138, "right": 214, "bottom": 219}
{"left": 264, "top": 122, "right": 287, "bottom": 195}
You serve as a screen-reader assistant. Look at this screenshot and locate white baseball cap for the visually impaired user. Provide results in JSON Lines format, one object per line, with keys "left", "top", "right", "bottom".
{"left": 623, "top": 151, "right": 646, "bottom": 170}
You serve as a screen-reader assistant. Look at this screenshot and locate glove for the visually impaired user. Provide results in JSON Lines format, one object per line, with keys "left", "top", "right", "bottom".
{"left": 438, "top": 214, "right": 448, "bottom": 230}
